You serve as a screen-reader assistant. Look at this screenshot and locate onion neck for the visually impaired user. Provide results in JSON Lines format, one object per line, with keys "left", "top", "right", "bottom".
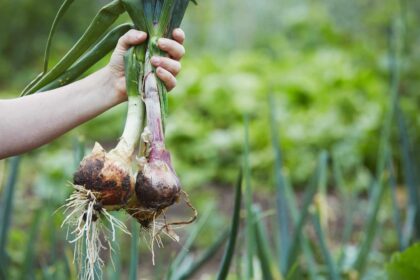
{"left": 114, "top": 95, "right": 142, "bottom": 158}
{"left": 141, "top": 50, "right": 178, "bottom": 173}
{"left": 143, "top": 50, "right": 165, "bottom": 145}
{"left": 113, "top": 46, "right": 144, "bottom": 159}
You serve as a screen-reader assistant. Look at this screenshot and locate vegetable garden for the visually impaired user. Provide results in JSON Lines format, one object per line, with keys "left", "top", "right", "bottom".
{"left": 1, "top": 0, "right": 420, "bottom": 279}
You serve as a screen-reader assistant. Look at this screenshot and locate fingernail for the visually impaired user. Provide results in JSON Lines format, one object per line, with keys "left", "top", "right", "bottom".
{"left": 151, "top": 56, "right": 160, "bottom": 65}
{"left": 157, "top": 67, "right": 163, "bottom": 74}
{"left": 137, "top": 31, "right": 146, "bottom": 39}
{"left": 158, "top": 38, "right": 167, "bottom": 48}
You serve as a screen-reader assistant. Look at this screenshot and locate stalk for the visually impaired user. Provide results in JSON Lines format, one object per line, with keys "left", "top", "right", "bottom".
{"left": 20, "top": 0, "right": 76, "bottom": 95}
{"left": 126, "top": 48, "right": 182, "bottom": 228}
{"left": 123, "top": 0, "right": 197, "bottom": 230}
{"left": 40, "top": 24, "right": 132, "bottom": 92}
{"left": 117, "top": 3, "right": 198, "bottom": 265}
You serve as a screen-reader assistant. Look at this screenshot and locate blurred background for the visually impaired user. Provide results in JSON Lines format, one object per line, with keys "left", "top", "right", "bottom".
{"left": 0, "top": 0, "right": 419, "bottom": 279}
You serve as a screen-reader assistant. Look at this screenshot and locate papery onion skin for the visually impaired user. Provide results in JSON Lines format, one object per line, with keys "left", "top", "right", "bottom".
{"left": 73, "top": 143, "right": 133, "bottom": 207}
{"left": 135, "top": 161, "right": 181, "bottom": 209}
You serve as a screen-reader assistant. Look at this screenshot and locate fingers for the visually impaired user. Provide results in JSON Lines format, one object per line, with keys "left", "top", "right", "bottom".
{"left": 151, "top": 56, "right": 181, "bottom": 76}
{"left": 153, "top": 29, "right": 186, "bottom": 91}
{"left": 156, "top": 67, "right": 177, "bottom": 91}
{"left": 114, "top": 29, "right": 185, "bottom": 91}
{"left": 172, "top": 28, "right": 185, "bottom": 44}
{"left": 158, "top": 38, "right": 185, "bottom": 60}
{"left": 116, "top": 29, "right": 147, "bottom": 52}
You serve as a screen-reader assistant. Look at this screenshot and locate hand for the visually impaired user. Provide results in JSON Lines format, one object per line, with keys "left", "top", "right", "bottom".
{"left": 107, "top": 28, "right": 186, "bottom": 100}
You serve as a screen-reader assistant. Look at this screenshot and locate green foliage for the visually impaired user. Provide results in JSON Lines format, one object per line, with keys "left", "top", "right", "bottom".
{"left": 22, "top": 0, "right": 125, "bottom": 96}
{"left": 311, "top": 212, "right": 339, "bottom": 280}
{"left": 21, "top": 208, "right": 44, "bottom": 278}
{"left": 3, "top": 0, "right": 419, "bottom": 191}
{"left": 0, "top": 0, "right": 100, "bottom": 90}
{"left": 243, "top": 115, "right": 254, "bottom": 280}
{"left": 217, "top": 170, "right": 242, "bottom": 280}
{"left": 285, "top": 152, "right": 328, "bottom": 275}
{"left": 42, "top": 0, "right": 76, "bottom": 74}
{"left": 1, "top": 0, "right": 420, "bottom": 278}
{"left": 129, "top": 221, "right": 139, "bottom": 280}
{"left": 177, "top": 230, "right": 228, "bottom": 280}
{"left": 166, "top": 205, "right": 213, "bottom": 280}
{"left": 0, "top": 157, "right": 20, "bottom": 277}
{"left": 253, "top": 205, "right": 276, "bottom": 280}
{"left": 386, "top": 243, "right": 420, "bottom": 279}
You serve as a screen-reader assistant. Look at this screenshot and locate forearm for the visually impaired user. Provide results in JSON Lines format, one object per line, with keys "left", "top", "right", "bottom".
{"left": 0, "top": 67, "right": 124, "bottom": 159}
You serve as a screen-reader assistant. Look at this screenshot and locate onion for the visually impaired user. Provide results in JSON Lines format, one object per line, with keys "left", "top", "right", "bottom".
{"left": 73, "top": 142, "right": 133, "bottom": 208}
{"left": 62, "top": 48, "right": 142, "bottom": 280}
{"left": 125, "top": 52, "right": 181, "bottom": 228}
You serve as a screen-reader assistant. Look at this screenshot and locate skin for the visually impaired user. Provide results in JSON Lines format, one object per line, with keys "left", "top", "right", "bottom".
{"left": 0, "top": 29, "right": 185, "bottom": 160}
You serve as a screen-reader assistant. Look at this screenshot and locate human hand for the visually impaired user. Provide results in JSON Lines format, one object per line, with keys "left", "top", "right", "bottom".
{"left": 107, "top": 28, "right": 186, "bottom": 100}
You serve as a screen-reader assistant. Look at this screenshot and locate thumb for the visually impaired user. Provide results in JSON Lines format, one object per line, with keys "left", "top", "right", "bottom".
{"left": 116, "top": 29, "right": 147, "bottom": 52}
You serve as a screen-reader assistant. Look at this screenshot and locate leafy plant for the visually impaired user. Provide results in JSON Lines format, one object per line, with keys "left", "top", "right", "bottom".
{"left": 386, "top": 243, "right": 420, "bottom": 279}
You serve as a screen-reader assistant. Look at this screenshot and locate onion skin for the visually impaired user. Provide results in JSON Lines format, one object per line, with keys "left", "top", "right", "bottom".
{"left": 125, "top": 49, "right": 186, "bottom": 228}
{"left": 73, "top": 143, "right": 133, "bottom": 207}
{"left": 135, "top": 147, "right": 180, "bottom": 210}
{"left": 132, "top": 52, "right": 181, "bottom": 213}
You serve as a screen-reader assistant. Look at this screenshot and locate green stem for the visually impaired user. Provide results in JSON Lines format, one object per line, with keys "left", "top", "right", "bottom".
{"left": 22, "top": 0, "right": 124, "bottom": 96}
{"left": 122, "top": 0, "right": 147, "bottom": 31}
{"left": 243, "top": 115, "right": 254, "bottom": 280}
{"left": 40, "top": 24, "right": 132, "bottom": 92}
{"left": 128, "top": 220, "right": 139, "bottom": 280}
{"left": 285, "top": 151, "right": 327, "bottom": 274}
{"left": 217, "top": 170, "right": 243, "bottom": 280}
{"left": 177, "top": 230, "right": 229, "bottom": 280}
{"left": 353, "top": 16, "right": 402, "bottom": 274}
{"left": 43, "top": 0, "right": 76, "bottom": 73}
{"left": 312, "top": 212, "right": 339, "bottom": 280}
{"left": 0, "top": 157, "right": 21, "bottom": 275}
{"left": 114, "top": 46, "right": 145, "bottom": 157}
{"left": 157, "top": 0, "right": 176, "bottom": 37}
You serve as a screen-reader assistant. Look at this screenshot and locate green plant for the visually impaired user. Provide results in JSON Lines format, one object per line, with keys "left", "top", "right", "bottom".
{"left": 129, "top": 220, "right": 139, "bottom": 280}
{"left": 386, "top": 243, "right": 420, "bottom": 279}
{"left": 168, "top": 169, "right": 242, "bottom": 280}
{"left": 166, "top": 205, "right": 213, "bottom": 280}
{"left": 217, "top": 170, "right": 243, "bottom": 280}
{"left": 0, "top": 157, "right": 21, "bottom": 278}
{"left": 2, "top": 0, "right": 420, "bottom": 278}
{"left": 243, "top": 115, "right": 255, "bottom": 280}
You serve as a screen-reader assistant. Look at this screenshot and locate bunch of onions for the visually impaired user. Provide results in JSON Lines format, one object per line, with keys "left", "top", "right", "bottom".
{"left": 59, "top": 1, "right": 197, "bottom": 278}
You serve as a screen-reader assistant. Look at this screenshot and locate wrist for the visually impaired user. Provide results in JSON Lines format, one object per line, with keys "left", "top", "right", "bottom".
{"left": 102, "top": 65, "right": 127, "bottom": 104}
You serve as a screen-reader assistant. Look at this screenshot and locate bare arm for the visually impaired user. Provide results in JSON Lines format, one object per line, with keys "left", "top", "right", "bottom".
{"left": 0, "top": 67, "right": 121, "bottom": 158}
{"left": 0, "top": 29, "right": 185, "bottom": 159}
